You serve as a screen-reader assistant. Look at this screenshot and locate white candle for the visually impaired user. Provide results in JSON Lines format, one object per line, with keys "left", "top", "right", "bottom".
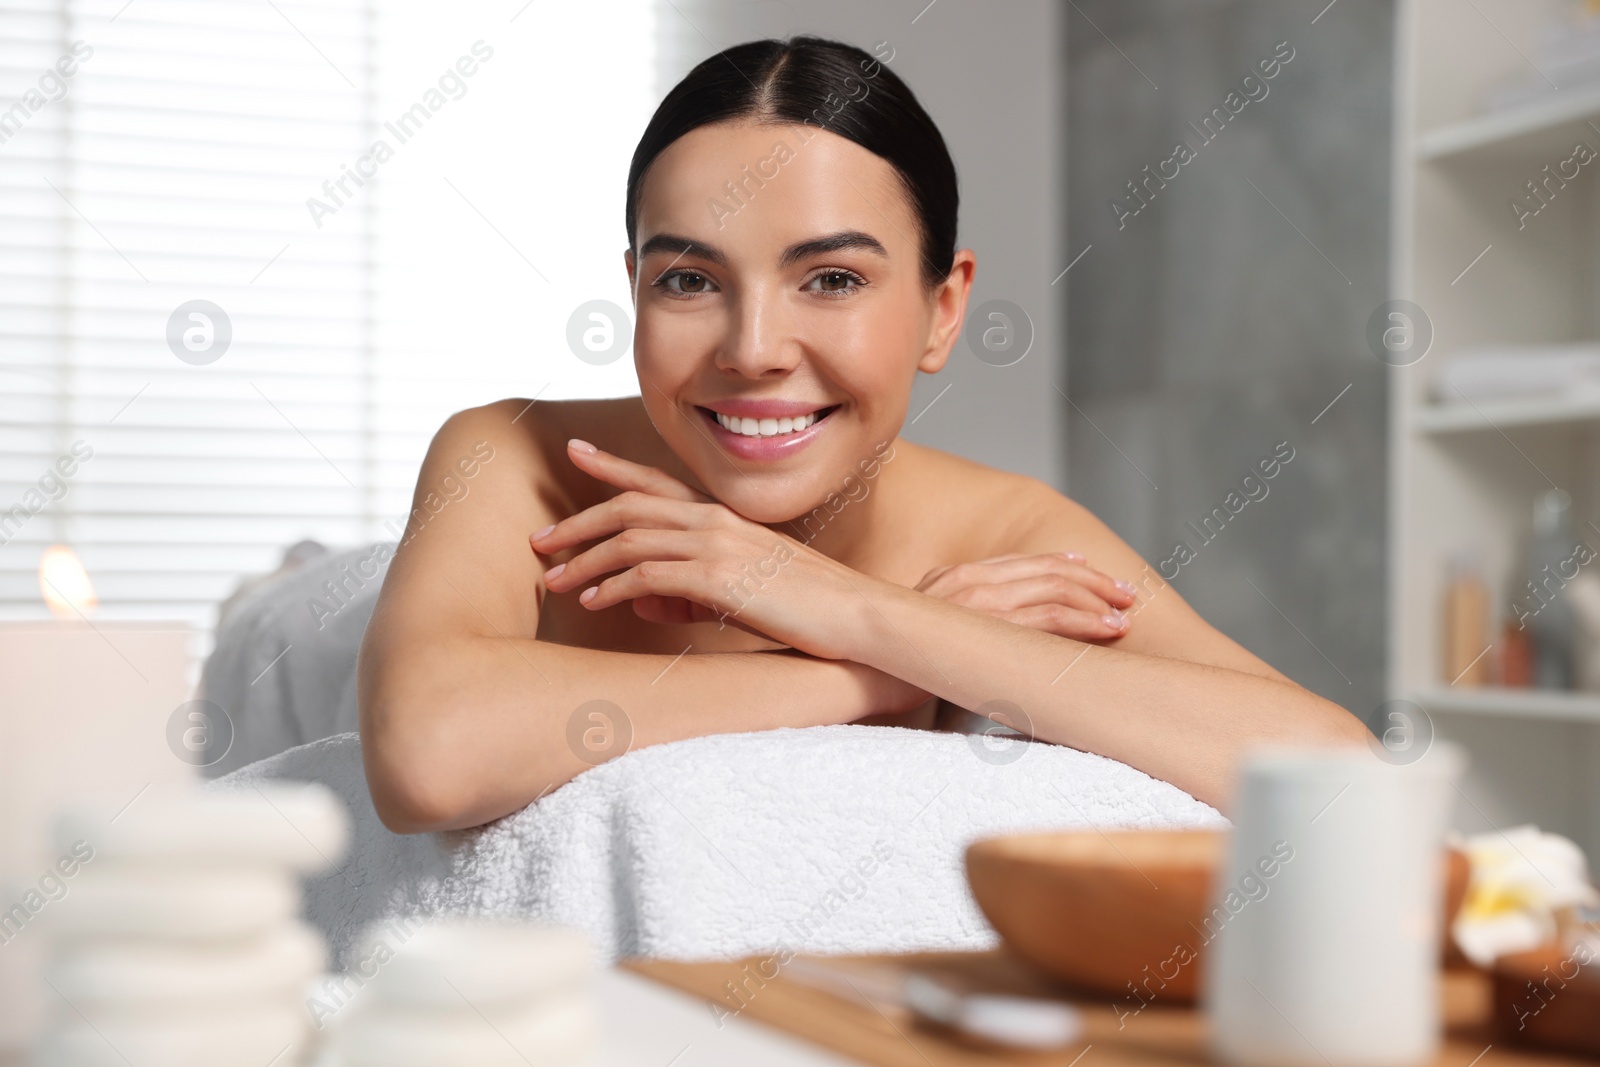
{"left": 0, "top": 618, "right": 194, "bottom": 1054}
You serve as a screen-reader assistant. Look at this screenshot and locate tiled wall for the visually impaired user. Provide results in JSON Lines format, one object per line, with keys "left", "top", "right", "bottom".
{"left": 1066, "top": 0, "right": 1395, "bottom": 721}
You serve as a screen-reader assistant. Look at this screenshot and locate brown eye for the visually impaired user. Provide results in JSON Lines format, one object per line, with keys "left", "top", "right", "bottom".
{"left": 808, "top": 269, "right": 865, "bottom": 295}
{"left": 655, "top": 269, "right": 716, "bottom": 296}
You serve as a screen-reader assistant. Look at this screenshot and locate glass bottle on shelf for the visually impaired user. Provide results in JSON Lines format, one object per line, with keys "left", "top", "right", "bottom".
{"left": 1527, "top": 489, "right": 1576, "bottom": 690}
{"left": 1442, "top": 550, "right": 1489, "bottom": 687}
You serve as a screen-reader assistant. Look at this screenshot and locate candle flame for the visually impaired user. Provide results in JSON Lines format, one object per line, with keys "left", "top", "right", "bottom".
{"left": 39, "top": 545, "right": 97, "bottom": 619}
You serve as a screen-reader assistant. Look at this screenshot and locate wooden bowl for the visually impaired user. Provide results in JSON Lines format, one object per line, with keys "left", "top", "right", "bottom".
{"left": 966, "top": 830, "right": 1223, "bottom": 1003}
{"left": 966, "top": 832, "right": 1476, "bottom": 1003}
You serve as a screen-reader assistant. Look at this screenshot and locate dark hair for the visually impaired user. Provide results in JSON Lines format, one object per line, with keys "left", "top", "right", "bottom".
{"left": 625, "top": 35, "right": 959, "bottom": 288}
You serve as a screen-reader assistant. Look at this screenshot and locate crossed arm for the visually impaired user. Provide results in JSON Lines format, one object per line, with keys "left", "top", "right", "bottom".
{"left": 358, "top": 402, "right": 1368, "bottom": 833}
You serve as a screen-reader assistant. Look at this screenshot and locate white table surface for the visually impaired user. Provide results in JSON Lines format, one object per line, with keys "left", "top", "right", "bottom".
{"left": 595, "top": 966, "right": 860, "bottom": 1066}
{"left": 0, "top": 968, "right": 861, "bottom": 1067}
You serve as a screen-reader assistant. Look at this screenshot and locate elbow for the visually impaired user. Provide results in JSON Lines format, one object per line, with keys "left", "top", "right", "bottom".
{"left": 364, "top": 736, "right": 459, "bottom": 835}
{"left": 360, "top": 699, "right": 464, "bottom": 835}
{"left": 1309, "top": 695, "right": 1376, "bottom": 751}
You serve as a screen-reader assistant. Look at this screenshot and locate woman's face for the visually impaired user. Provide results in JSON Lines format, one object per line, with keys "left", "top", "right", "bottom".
{"left": 626, "top": 119, "right": 974, "bottom": 524}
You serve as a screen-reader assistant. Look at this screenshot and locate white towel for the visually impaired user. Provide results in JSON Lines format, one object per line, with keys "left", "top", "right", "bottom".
{"left": 198, "top": 542, "right": 392, "bottom": 778}
{"left": 1432, "top": 344, "right": 1600, "bottom": 403}
{"left": 205, "top": 726, "right": 1226, "bottom": 968}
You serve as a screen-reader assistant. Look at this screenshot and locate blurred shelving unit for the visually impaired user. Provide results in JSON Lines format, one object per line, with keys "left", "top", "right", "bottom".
{"left": 1413, "top": 687, "right": 1600, "bottom": 722}
{"left": 1392, "top": 0, "right": 1600, "bottom": 867}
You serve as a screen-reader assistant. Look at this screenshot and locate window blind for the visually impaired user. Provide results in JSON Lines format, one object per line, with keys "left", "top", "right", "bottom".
{"left": 0, "top": 0, "right": 656, "bottom": 662}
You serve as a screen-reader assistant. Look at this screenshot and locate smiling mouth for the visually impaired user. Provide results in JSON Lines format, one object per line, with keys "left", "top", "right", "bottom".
{"left": 697, "top": 405, "right": 841, "bottom": 439}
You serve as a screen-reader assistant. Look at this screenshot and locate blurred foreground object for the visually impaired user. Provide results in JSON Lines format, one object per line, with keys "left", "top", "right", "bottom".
{"left": 323, "top": 918, "right": 598, "bottom": 1067}
{"left": 1207, "top": 745, "right": 1465, "bottom": 1066}
{"left": 964, "top": 829, "right": 1469, "bottom": 1010}
{"left": 30, "top": 782, "right": 347, "bottom": 1066}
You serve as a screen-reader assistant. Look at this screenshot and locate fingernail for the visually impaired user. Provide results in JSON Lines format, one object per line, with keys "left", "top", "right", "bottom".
{"left": 532, "top": 524, "right": 555, "bottom": 540}
{"left": 579, "top": 586, "right": 598, "bottom": 605}
{"left": 568, "top": 438, "right": 597, "bottom": 454}
{"left": 1116, "top": 579, "right": 1137, "bottom": 596}
{"left": 1060, "top": 551, "right": 1085, "bottom": 562}
{"left": 1103, "top": 612, "right": 1126, "bottom": 629}
{"left": 545, "top": 562, "right": 565, "bottom": 581}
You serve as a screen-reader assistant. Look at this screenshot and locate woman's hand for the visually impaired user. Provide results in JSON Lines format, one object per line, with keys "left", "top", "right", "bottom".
{"left": 913, "top": 552, "right": 1137, "bottom": 641}
{"left": 530, "top": 439, "right": 878, "bottom": 661}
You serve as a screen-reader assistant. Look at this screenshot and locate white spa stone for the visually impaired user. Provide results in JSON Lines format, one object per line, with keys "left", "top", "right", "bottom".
{"left": 335, "top": 994, "right": 597, "bottom": 1067}
{"left": 44, "top": 920, "right": 326, "bottom": 1005}
{"left": 351, "top": 919, "right": 592, "bottom": 1008}
{"left": 31, "top": 1003, "right": 310, "bottom": 1067}
{"left": 49, "top": 862, "right": 299, "bottom": 940}
{"left": 53, "top": 780, "right": 349, "bottom": 874}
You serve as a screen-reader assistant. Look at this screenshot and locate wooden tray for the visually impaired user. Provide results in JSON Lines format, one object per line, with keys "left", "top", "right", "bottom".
{"left": 626, "top": 950, "right": 1599, "bottom": 1066}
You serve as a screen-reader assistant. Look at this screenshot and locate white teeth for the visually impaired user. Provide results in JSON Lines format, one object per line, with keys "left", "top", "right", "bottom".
{"left": 714, "top": 409, "right": 825, "bottom": 437}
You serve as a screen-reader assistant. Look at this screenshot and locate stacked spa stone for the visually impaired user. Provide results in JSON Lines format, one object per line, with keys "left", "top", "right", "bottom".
{"left": 326, "top": 919, "right": 597, "bottom": 1067}
{"left": 33, "top": 782, "right": 347, "bottom": 1067}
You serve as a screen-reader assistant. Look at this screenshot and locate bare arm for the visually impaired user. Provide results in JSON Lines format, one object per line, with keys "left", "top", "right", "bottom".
{"left": 518, "top": 443, "right": 1370, "bottom": 814}
{"left": 838, "top": 485, "right": 1370, "bottom": 812}
{"left": 356, "top": 401, "right": 904, "bottom": 834}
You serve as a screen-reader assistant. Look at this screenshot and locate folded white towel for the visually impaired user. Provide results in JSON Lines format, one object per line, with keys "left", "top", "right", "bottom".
{"left": 205, "top": 726, "right": 1226, "bottom": 967}
{"left": 1432, "top": 344, "right": 1600, "bottom": 403}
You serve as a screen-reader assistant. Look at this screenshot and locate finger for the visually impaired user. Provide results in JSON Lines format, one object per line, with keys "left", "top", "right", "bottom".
{"left": 544, "top": 528, "right": 703, "bottom": 592}
{"left": 631, "top": 596, "right": 773, "bottom": 640}
{"left": 563, "top": 438, "right": 712, "bottom": 503}
{"left": 577, "top": 559, "right": 718, "bottom": 615}
{"left": 918, "top": 551, "right": 1082, "bottom": 588}
{"left": 929, "top": 555, "right": 1136, "bottom": 607}
{"left": 957, "top": 574, "right": 1118, "bottom": 618}
{"left": 630, "top": 594, "right": 701, "bottom": 625}
{"left": 531, "top": 491, "right": 718, "bottom": 555}
{"left": 1002, "top": 603, "right": 1129, "bottom": 640}
{"left": 973, "top": 551, "right": 1086, "bottom": 565}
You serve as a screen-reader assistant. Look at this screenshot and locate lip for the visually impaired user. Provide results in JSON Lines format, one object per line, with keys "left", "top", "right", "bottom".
{"left": 697, "top": 403, "right": 839, "bottom": 461}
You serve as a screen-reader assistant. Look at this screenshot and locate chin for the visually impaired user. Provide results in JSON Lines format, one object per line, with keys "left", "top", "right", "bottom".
{"left": 703, "top": 476, "right": 828, "bottom": 528}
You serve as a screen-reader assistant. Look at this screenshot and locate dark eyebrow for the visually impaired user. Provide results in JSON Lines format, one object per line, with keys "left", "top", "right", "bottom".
{"left": 637, "top": 230, "right": 889, "bottom": 271}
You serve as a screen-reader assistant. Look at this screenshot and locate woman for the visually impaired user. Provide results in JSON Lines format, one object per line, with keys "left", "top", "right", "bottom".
{"left": 358, "top": 35, "right": 1367, "bottom": 834}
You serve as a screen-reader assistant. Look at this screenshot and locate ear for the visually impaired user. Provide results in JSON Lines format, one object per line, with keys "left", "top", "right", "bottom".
{"left": 916, "top": 248, "right": 977, "bottom": 374}
{"left": 623, "top": 248, "right": 637, "bottom": 294}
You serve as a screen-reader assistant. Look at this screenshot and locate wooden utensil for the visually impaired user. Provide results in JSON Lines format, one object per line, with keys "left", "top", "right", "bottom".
{"left": 1491, "top": 942, "right": 1600, "bottom": 1056}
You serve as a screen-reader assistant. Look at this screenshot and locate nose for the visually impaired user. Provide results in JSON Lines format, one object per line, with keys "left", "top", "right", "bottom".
{"left": 713, "top": 286, "right": 802, "bottom": 379}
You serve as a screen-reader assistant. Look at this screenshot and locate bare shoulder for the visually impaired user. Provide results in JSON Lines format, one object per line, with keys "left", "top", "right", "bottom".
{"left": 367, "top": 396, "right": 639, "bottom": 637}
{"left": 897, "top": 442, "right": 1094, "bottom": 558}
{"left": 434, "top": 394, "right": 664, "bottom": 506}
{"left": 904, "top": 443, "right": 1290, "bottom": 682}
